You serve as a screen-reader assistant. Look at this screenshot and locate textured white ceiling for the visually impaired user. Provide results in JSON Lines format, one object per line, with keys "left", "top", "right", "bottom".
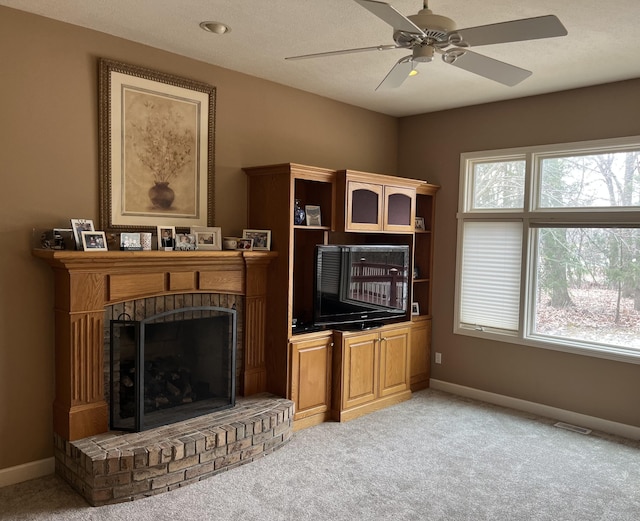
{"left": 2, "top": 0, "right": 639, "bottom": 116}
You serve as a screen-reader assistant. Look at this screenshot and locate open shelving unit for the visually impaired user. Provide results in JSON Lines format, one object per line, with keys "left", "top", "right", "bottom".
{"left": 244, "top": 163, "right": 439, "bottom": 425}
{"left": 412, "top": 183, "right": 438, "bottom": 321}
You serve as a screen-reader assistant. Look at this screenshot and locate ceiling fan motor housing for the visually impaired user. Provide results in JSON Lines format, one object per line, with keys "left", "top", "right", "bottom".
{"left": 408, "top": 8, "right": 456, "bottom": 39}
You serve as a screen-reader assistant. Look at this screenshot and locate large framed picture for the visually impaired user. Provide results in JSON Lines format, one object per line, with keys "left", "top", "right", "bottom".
{"left": 242, "top": 229, "right": 271, "bottom": 251}
{"left": 98, "top": 58, "right": 216, "bottom": 232}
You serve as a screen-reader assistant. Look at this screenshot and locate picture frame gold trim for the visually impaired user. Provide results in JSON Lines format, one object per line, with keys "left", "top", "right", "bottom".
{"left": 98, "top": 58, "right": 216, "bottom": 232}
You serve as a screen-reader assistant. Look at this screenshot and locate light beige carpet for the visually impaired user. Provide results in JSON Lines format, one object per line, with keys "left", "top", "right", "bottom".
{"left": 1, "top": 389, "right": 639, "bottom": 520}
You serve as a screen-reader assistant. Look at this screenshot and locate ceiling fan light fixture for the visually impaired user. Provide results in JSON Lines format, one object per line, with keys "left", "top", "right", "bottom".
{"left": 199, "top": 21, "right": 231, "bottom": 35}
{"left": 409, "top": 68, "right": 419, "bottom": 77}
{"left": 413, "top": 45, "right": 434, "bottom": 63}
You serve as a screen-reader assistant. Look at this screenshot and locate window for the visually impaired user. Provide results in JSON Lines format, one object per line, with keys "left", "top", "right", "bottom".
{"left": 456, "top": 137, "right": 640, "bottom": 362}
{"left": 469, "top": 159, "right": 525, "bottom": 210}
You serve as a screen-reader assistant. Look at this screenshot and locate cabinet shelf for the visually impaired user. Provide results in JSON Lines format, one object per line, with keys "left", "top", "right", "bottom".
{"left": 293, "top": 225, "right": 331, "bottom": 231}
{"left": 413, "top": 278, "right": 430, "bottom": 284}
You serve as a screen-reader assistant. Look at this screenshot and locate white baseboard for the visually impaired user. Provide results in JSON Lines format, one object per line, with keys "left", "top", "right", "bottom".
{"left": 0, "top": 457, "right": 55, "bottom": 488}
{"left": 430, "top": 379, "right": 640, "bottom": 441}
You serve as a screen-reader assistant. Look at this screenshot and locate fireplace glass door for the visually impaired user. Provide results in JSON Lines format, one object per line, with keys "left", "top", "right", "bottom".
{"left": 110, "top": 306, "right": 236, "bottom": 432}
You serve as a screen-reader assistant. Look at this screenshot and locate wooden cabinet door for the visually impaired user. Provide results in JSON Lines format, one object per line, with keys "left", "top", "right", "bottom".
{"left": 383, "top": 185, "right": 416, "bottom": 232}
{"left": 378, "top": 325, "right": 410, "bottom": 398}
{"left": 409, "top": 320, "right": 431, "bottom": 391}
{"left": 289, "top": 335, "right": 333, "bottom": 421}
{"left": 346, "top": 181, "right": 383, "bottom": 231}
{"left": 342, "top": 331, "right": 380, "bottom": 409}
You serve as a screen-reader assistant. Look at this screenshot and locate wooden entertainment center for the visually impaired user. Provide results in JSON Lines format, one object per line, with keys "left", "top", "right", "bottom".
{"left": 244, "top": 164, "right": 439, "bottom": 429}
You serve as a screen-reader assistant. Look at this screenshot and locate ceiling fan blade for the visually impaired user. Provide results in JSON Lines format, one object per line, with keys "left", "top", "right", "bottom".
{"left": 376, "top": 58, "right": 414, "bottom": 90}
{"left": 453, "top": 15, "right": 568, "bottom": 47}
{"left": 285, "top": 44, "right": 400, "bottom": 60}
{"left": 446, "top": 49, "right": 532, "bottom": 86}
{"left": 353, "top": 0, "right": 425, "bottom": 35}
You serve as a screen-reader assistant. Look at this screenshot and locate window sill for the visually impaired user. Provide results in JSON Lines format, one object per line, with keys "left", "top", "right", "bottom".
{"left": 454, "top": 326, "right": 640, "bottom": 365}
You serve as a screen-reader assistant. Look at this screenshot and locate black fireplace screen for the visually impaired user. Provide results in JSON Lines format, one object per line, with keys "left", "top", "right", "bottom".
{"left": 109, "top": 306, "right": 236, "bottom": 432}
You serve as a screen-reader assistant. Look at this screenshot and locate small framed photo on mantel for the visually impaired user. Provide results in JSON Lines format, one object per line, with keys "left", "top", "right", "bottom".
{"left": 191, "top": 226, "right": 222, "bottom": 251}
{"left": 120, "top": 232, "right": 142, "bottom": 251}
{"left": 81, "top": 231, "right": 108, "bottom": 251}
{"left": 242, "top": 229, "right": 271, "bottom": 251}
{"left": 236, "top": 238, "right": 254, "bottom": 251}
{"left": 70, "top": 219, "right": 95, "bottom": 250}
{"left": 175, "top": 233, "right": 197, "bottom": 251}
{"left": 157, "top": 226, "right": 176, "bottom": 251}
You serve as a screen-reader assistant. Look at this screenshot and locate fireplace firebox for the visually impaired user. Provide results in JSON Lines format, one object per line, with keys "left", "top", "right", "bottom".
{"left": 110, "top": 306, "right": 237, "bottom": 432}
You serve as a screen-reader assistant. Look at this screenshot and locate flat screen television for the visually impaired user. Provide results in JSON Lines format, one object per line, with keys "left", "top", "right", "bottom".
{"left": 314, "top": 244, "right": 410, "bottom": 329}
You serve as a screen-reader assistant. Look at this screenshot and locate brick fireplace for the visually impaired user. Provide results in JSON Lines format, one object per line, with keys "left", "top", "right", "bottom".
{"left": 34, "top": 249, "right": 294, "bottom": 505}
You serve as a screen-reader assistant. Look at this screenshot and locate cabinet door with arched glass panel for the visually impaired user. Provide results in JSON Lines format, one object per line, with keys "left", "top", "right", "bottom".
{"left": 343, "top": 173, "right": 418, "bottom": 233}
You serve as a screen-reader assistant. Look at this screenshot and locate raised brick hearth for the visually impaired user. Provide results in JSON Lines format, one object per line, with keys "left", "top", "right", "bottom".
{"left": 55, "top": 394, "right": 294, "bottom": 506}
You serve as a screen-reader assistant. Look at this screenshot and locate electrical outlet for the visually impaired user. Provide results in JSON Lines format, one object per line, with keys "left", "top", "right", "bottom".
{"left": 435, "top": 352, "right": 442, "bottom": 364}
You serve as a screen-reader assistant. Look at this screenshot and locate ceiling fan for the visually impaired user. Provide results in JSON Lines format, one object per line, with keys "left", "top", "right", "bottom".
{"left": 285, "top": 0, "right": 568, "bottom": 89}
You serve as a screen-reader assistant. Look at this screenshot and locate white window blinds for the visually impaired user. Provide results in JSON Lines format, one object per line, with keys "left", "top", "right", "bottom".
{"left": 460, "top": 221, "right": 523, "bottom": 331}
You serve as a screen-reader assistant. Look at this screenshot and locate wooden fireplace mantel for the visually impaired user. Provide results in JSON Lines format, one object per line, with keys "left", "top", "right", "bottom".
{"left": 33, "top": 249, "right": 277, "bottom": 441}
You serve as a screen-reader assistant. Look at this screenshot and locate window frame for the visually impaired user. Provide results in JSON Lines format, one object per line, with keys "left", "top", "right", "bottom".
{"left": 455, "top": 136, "right": 640, "bottom": 364}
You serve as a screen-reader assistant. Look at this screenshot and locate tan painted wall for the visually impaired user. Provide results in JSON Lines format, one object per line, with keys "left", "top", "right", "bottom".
{"left": 0, "top": 6, "right": 398, "bottom": 470}
{"left": 398, "top": 80, "right": 640, "bottom": 428}
{"left": 3, "top": 3, "right": 639, "bottom": 474}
